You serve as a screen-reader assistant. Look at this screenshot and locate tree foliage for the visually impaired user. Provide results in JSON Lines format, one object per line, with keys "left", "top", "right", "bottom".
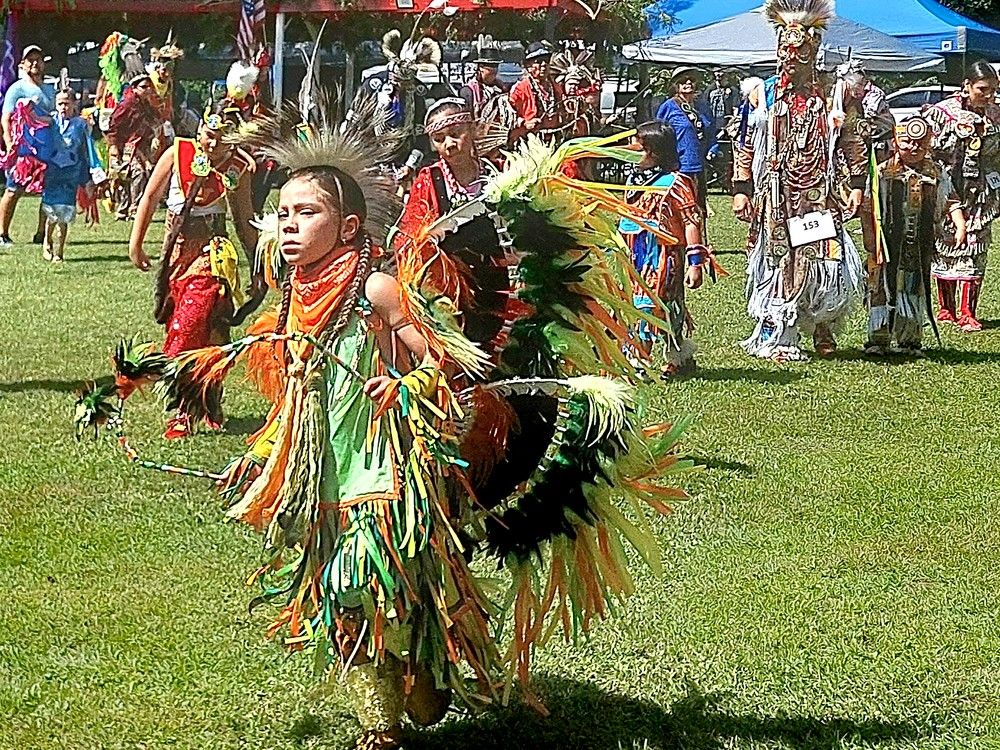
{"left": 938, "top": 0, "right": 1000, "bottom": 29}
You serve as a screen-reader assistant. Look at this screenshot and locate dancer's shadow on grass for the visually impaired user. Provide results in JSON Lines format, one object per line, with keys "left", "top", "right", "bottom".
{"left": 405, "top": 679, "right": 926, "bottom": 750}
{"left": 688, "top": 454, "right": 753, "bottom": 474}
{"left": 677, "top": 367, "right": 806, "bottom": 385}
{"left": 924, "top": 348, "right": 1000, "bottom": 365}
{"left": 825, "top": 346, "right": 1000, "bottom": 366}
{"left": 223, "top": 415, "right": 264, "bottom": 436}
{"left": 823, "top": 349, "right": 932, "bottom": 365}
{"left": 0, "top": 378, "right": 81, "bottom": 394}
{"left": 815, "top": 349, "right": 931, "bottom": 365}
{"left": 64, "top": 252, "right": 133, "bottom": 264}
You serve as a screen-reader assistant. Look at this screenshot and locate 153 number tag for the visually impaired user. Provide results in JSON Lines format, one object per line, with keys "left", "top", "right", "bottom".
{"left": 787, "top": 210, "right": 837, "bottom": 248}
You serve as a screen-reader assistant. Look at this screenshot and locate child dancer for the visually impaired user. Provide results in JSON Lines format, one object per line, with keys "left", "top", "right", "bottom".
{"left": 866, "top": 115, "right": 966, "bottom": 356}
{"left": 39, "top": 88, "right": 98, "bottom": 262}
{"left": 149, "top": 121, "right": 691, "bottom": 750}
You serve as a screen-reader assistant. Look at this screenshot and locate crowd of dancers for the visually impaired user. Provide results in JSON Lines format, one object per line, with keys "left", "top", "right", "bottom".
{"left": 731, "top": 3, "right": 999, "bottom": 361}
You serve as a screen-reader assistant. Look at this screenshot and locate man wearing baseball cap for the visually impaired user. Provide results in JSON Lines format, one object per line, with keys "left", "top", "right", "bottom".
{"left": 0, "top": 44, "right": 54, "bottom": 246}
{"left": 509, "top": 41, "right": 565, "bottom": 144}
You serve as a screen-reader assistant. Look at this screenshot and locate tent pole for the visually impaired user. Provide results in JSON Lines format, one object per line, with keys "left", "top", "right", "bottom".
{"left": 345, "top": 44, "right": 355, "bottom": 112}
{"left": 274, "top": 11, "right": 286, "bottom": 105}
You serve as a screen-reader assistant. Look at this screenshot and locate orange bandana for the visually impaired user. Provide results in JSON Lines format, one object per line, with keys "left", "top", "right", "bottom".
{"left": 287, "top": 250, "right": 360, "bottom": 360}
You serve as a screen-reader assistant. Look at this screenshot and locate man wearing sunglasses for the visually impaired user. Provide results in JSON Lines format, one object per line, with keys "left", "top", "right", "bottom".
{"left": 0, "top": 45, "right": 54, "bottom": 246}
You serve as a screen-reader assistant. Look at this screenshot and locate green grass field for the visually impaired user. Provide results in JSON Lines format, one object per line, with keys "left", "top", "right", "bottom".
{"left": 3, "top": 194, "right": 1000, "bottom": 750}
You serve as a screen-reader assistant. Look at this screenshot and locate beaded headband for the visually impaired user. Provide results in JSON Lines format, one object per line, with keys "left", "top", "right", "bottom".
{"left": 425, "top": 111, "right": 474, "bottom": 134}
{"left": 424, "top": 98, "right": 474, "bottom": 134}
{"left": 202, "top": 106, "right": 242, "bottom": 132}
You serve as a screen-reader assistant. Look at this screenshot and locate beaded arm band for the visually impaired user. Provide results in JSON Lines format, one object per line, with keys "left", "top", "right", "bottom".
{"left": 686, "top": 244, "right": 709, "bottom": 266}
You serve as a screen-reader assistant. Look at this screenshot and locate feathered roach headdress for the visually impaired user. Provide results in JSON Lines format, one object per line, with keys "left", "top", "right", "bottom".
{"left": 239, "top": 95, "right": 404, "bottom": 257}
{"left": 381, "top": 27, "right": 442, "bottom": 84}
{"left": 150, "top": 31, "right": 184, "bottom": 63}
{"left": 262, "top": 130, "right": 400, "bottom": 242}
{"left": 550, "top": 48, "right": 601, "bottom": 96}
{"left": 764, "top": 0, "right": 834, "bottom": 67}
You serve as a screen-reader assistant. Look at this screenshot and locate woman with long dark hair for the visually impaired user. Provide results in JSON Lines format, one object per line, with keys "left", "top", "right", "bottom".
{"left": 621, "top": 120, "right": 709, "bottom": 377}
{"left": 925, "top": 60, "right": 1000, "bottom": 331}
{"left": 127, "top": 101, "right": 259, "bottom": 438}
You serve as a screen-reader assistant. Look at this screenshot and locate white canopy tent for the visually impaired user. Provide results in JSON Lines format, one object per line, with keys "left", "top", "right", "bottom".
{"left": 622, "top": 7, "right": 945, "bottom": 72}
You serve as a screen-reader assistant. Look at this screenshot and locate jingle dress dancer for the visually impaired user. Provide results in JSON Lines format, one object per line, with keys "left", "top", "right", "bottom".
{"left": 924, "top": 61, "right": 1000, "bottom": 332}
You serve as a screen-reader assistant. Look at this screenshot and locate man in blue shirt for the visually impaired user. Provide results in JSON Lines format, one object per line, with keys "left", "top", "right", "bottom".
{"left": 655, "top": 66, "right": 718, "bottom": 238}
{"left": 0, "top": 44, "right": 53, "bottom": 246}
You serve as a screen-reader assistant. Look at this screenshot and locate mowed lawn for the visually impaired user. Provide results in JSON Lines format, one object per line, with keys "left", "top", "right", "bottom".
{"left": 2, "top": 194, "right": 1000, "bottom": 750}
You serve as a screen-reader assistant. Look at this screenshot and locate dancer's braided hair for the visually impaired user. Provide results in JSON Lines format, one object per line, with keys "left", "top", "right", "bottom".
{"left": 321, "top": 234, "right": 372, "bottom": 347}
{"left": 274, "top": 271, "right": 294, "bottom": 334}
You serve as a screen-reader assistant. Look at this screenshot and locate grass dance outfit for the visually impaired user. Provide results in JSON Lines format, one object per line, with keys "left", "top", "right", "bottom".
{"left": 95, "top": 127, "right": 693, "bottom": 750}
{"left": 230, "top": 245, "right": 498, "bottom": 747}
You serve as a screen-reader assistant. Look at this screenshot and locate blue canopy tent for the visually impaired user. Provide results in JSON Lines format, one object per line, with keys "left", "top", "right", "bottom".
{"left": 625, "top": 7, "right": 944, "bottom": 71}
{"left": 643, "top": 0, "right": 1000, "bottom": 56}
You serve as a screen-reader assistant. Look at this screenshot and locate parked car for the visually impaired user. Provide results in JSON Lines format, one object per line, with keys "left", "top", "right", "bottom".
{"left": 886, "top": 85, "right": 958, "bottom": 122}
{"left": 601, "top": 76, "right": 641, "bottom": 125}
{"left": 360, "top": 61, "right": 525, "bottom": 95}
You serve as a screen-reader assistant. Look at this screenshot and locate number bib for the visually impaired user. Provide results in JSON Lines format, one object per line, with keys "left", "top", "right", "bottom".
{"left": 787, "top": 210, "right": 837, "bottom": 248}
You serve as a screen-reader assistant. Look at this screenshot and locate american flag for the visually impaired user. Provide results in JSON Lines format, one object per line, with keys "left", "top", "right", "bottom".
{"left": 237, "top": 0, "right": 266, "bottom": 61}
{"left": 0, "top": 12, "right": 18, "bottom": 101}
